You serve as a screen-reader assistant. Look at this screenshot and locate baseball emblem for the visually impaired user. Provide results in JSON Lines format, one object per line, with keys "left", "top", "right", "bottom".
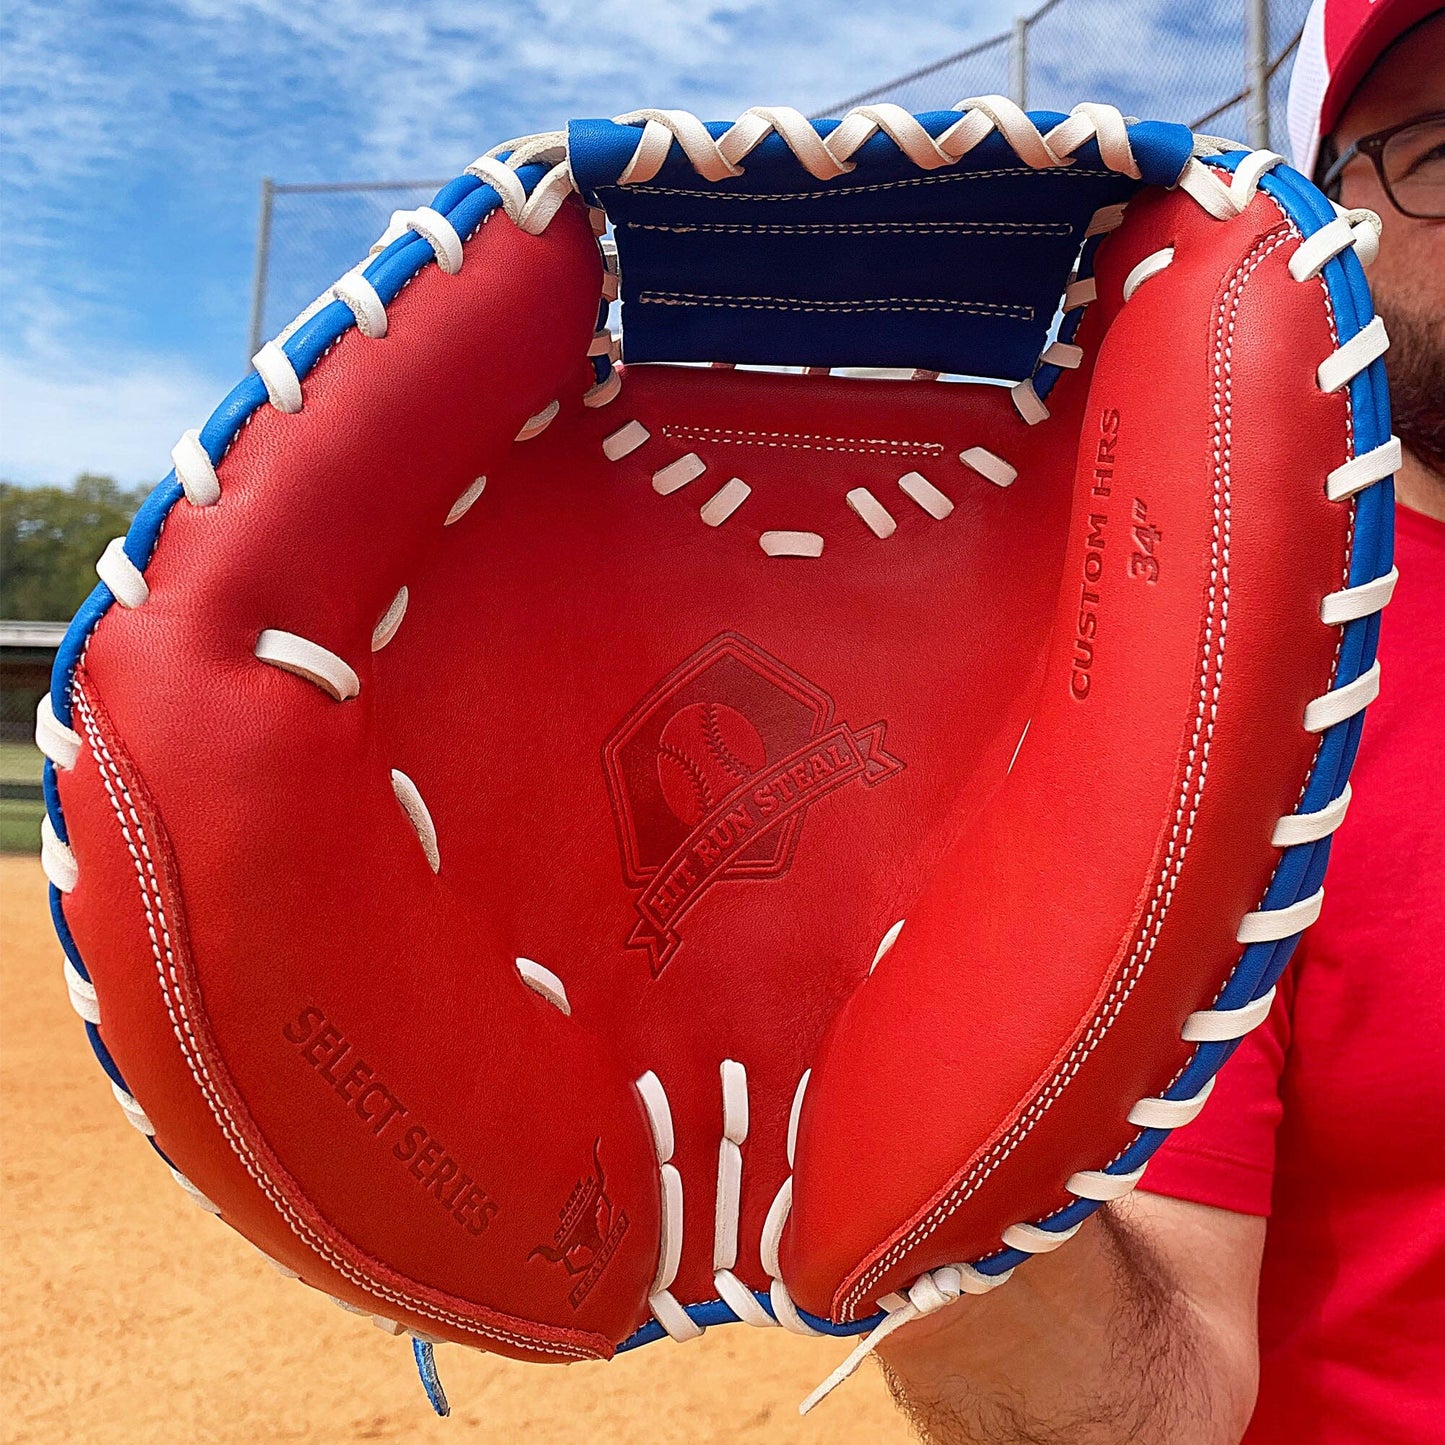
{"left": 656, "top": 701, "right": 767, "bottom": 826}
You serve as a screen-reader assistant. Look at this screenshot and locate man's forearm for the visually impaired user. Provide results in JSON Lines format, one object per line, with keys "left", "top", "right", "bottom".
{"left": 874, "top": 1195, "right": 1262, "bottom": 1445}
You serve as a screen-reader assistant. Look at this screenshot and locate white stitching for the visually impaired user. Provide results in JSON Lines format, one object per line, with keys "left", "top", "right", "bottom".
{"left": 637, "top": 291, "right": 1032, "bottom": 320}
{"left": 622, "top": 219, "right": 1073, "bottom": 237}
{"left": 661, "top": 424, "right": 942, "bottom": 458}
{"left": 602, "top": 166, "right": 1106, "bottom": 204}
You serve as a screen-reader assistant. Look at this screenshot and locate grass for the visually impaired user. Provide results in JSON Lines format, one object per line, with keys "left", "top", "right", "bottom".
{"left": 0, "top": 798, "right": 43, "bottom": 855}
{"left": 0, "top": 741, "right": 44, "bottom": 784}
{"left": 0, "top": 741, "right": 45, "bottom": 853}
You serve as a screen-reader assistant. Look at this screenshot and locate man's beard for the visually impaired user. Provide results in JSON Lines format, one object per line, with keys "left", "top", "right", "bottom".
{"left": 1376, "top": 300, "right": 1445, "bottom": 479}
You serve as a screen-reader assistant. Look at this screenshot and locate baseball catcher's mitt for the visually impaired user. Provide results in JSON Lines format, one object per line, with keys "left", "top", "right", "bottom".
{"left": 40, "top": 99, "right": 1395, "bottom": 1412}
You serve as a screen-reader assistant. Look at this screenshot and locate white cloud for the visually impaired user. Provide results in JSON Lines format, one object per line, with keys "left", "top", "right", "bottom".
{"left": 0, "top": 347, "right": 224, "bottom": 487}
{"left": 0, "top": 0, "right": 1282, "bottom": 488}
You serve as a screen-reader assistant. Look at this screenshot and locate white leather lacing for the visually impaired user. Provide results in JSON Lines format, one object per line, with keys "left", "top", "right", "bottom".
{"left": 760, "top": 531, "right": 825, "bottom": 558}
{"left": 371, "top": 588, "right": 409, "bottom": 653}
{"left": 328, "top": 1291, "right": 409, "bottom": 1337}
{"left": 331, "top": 268, "right": 389, "bottom": 339}
{"left": 633, "top": 433, "right": 1007, "bottom": 543}
{"left": 95, "top": 538, "right": 149, "bottom": 609}
{"left": 466, "top": 151, "right": 576, "bottom": 237}
{"left": 35, "top": 693, "right": 81, "bottom": 771}
{"left": 960, "top": 448, "right": 1017, "bottom": 487}
{"left": 602, "top": 420, "right": 650, "bottom": 461}
{"left": 712, "top": 1060, "right": 759, "bottom": 1321}
{"left": 846, "top": 487, "right": 897, "bottom": 537}
{"left": 514, "top": 957, "right": 571, "bottom": 1015}
{"left": 395, "top": 207, "right": 464, "bottom": 275}
{"left": 389, "top": 769, "right": 440, "bottom": 874}
{"left": 1122, "top": 247, "right": 1175, "bottom": 302}
{"left": 516, "top": 399, "right": 561, "bottom": 442}
{"left": 1041, "top": 341, "right": 1083, "bottom": 370}
{"left": 169, "top": 1165, "right": 221, "bottom": 1214}
{"left": 1272, "top": 784, "right": 1352, "bottom": 848}
{"left": 1128, "top": 1076, "right": 1217, "bottom": 1129}
{"left": 64, "top": 955, "right": 99, "bottom": 1022}
{"left": 1002, "top": 1219, "right": 1083, "bottom": 1252}
{"left": 1321, "top": 567, "right": 1397, "bottom": 625}
{"left": 113, "top": 1079, "right": 156, "bottom": 1135}
{"left": 1065, "top": 1161, "right": 1148, "bottom": 1200}
{"left": 444, "top": 476, "right": 487, "bottom": 525}
{"left": 653, "top": 453, "right": 706, "bottom": 495}
{"left": 634, "top": 1070, "right": 695, "bottom": 1338}
{"left": 1326, "top": 437, "right": 1401, "bottom": 503}
{"left": 1237, "top": 887, "right": 1325, "bottom": 944}
{"left": 1304, "top": 660, "right": 1381, "bottom": 732}
{"left": 254, "top": 629, "right": 360, "bottom": 701}
{"left": 461, "top": 105, "right": 1300, "bottom": 434}
{"left": 701, "top": 477, "right": 751, "bottom": 527}
{"left": 799, "top": 1259, "right": 1014, "bottom": 1414}
{"left": 898, "top": 470, "right": 954, "bottom": 518}
{"left": 588, "top": 98, "right": 1148, "bottom": 190}
{"left": 1318, "top": 315, "right": 1390, "bottom": 395}
{"left": 40, "top": 815, "right": 77, "bottom": 892}
{"left": 1102, "top": 154, "right": 1392, "bottom": 786}
{"left": 1181, "top": 985, "right": 1277, "bottom": 1042}
{"left": 1010, "top": 378, "right": 1050, "bottom": 426}
{"left": 251, "top": 340, "right": 303, "bottom": 414}
{"left": 171, "top": 429, "right": 221, "bottom": 506}
{"left": 1288, "top": 208, "right": 1381, "bottom": 280}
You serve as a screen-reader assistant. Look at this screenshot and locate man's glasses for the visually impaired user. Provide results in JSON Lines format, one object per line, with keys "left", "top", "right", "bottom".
{"left": 1320, "top": 111, "right": 1445, "bottom": 219}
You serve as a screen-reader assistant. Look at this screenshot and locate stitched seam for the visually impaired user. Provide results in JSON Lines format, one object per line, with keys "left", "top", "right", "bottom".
{"left": 704, "top": 703, "right": 752, "bottom": 781}
{"left": 661, "top": 424, "right": 944, "bottom": 458}
{"left": 1104, "top": 210, "right": 1360, "bottom": 1150}
{"left": 621, "top": 220, "right": 1073, "bottom": 237}
{"left": 73, "top": 686, "right": 587, "bottom": 1359}
{"left": 658, "top": 740, "right": 716, "bottom": 813}
{"left": 599, "top": 166, "right": 1103, "bottom": 203}
{"left": 842, "top": 227, "right": 1291, "bottom": 1318}
{"left": 637, "top": 291, "right": 1032, "bottom": 320}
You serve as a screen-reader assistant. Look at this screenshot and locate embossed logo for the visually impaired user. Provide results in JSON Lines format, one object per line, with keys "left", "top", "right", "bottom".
{"left": 603, "top": 632, "right": 903, "bottom": 973}
{"left": 529, "top": 1140, "right": 629, "bottom": 1309}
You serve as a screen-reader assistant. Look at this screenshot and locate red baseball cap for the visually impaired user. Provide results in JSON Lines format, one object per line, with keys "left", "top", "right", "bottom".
{"left": 1287, "top": 0, "right": 1442, "bottom": 178}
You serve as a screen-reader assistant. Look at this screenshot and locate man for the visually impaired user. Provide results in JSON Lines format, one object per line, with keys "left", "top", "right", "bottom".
{"left": 879, "top": 4, "right": 1445, "bottom": 1441}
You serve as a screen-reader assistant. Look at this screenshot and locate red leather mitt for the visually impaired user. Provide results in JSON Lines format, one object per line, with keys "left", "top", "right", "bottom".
{"left": 38, "top": 99, "right": 1397, "bottom": 1413}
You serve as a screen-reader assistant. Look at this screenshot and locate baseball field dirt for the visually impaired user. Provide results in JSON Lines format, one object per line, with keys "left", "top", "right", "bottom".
{"left": 0, "top": 856, "right": 912, "bottom": 1444}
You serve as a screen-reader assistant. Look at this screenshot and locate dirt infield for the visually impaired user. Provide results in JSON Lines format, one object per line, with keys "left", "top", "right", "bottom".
{"left": 0, "top": 857, "right": 911, "bottom": 1444}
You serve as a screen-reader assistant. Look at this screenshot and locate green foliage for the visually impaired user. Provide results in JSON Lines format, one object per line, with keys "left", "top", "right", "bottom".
{"left": 0, "top": 474, "right": 148, "bottom": 621}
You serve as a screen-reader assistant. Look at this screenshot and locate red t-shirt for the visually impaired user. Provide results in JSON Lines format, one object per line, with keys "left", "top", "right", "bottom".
{"left": 1141, "top": 502, "right": 1445, "bottom": 1444}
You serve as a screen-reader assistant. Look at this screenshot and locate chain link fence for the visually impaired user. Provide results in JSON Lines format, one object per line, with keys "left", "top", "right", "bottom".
{"left": 248, "top": 180, "right": 447, "bottom": 357}
{"left": 823, "top": 0, "right": 1310, "bottom": 141}
{"left": 249, "top": 0, "right": 1311, "bottom": 360}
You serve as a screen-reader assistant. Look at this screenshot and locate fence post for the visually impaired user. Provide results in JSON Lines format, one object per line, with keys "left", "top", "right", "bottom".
{"left": 247, "top": 177, "right": 275, "bottom": 363}
{"left": 1246, "top": 0, "right": 1270, "bottom": 148}
{"left": 1010, "top": 13, "right": 1029, "bottom": 110}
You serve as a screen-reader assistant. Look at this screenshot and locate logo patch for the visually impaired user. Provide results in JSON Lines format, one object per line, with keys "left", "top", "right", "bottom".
{"left": 603, "top": 632, "right": 903, "bottom": 973}
{"left": 529, "top": 1140, "right": 629, "bottom": 1309}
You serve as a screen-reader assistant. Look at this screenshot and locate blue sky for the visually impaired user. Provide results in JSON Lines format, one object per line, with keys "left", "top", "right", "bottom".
{"left": 0, "top": 0, "right": 1278, "bottom": 487}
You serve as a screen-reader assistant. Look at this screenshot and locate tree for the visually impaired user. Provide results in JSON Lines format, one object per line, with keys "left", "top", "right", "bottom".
{"left": 0, "top": 475, "right": 148, "bottom": 621}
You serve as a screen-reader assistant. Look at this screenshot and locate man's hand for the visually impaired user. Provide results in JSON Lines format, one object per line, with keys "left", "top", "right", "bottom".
{"left": 875, "top": 1193, "right": 1265, "bottom": 1445}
